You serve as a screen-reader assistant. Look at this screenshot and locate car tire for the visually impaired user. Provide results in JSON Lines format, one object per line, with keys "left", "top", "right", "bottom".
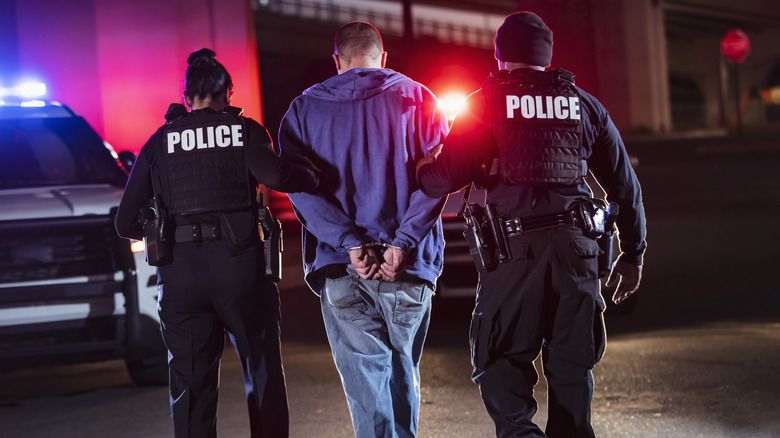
{"left": 125, "top": 316, "right": 168, "bottom": 386}
{"left": 126, "top": 356, "right": 168, "bottom": 386}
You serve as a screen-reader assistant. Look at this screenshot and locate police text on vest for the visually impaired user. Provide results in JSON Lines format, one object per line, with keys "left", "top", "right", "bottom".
{"left": 167, "top": 125, "right": 244, "bottom": 153}
{"left": 506, "top": 95, "right": 581, "bottom": 120}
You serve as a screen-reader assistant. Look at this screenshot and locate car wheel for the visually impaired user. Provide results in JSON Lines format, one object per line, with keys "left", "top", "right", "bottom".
{"left": 126, "top": 356, "right": 168, "bottom": 386}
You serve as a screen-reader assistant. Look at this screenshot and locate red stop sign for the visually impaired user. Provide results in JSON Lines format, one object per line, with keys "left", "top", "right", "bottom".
{"left": 721, "top": 29, "right": 750, "bottom": 63}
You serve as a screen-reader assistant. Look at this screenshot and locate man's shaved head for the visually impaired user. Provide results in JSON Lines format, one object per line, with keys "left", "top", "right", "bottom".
{"left": 334, "top": 21, "right": 384, "bottom": 63}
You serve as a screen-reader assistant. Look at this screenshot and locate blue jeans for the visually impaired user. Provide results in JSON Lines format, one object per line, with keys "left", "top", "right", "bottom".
{"left": 321, "top": 270, "right": 433, "bottom": 438}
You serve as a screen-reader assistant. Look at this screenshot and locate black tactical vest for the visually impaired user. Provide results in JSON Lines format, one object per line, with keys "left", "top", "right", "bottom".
{"left": 485, "top": 69, "right": 585, "bottom": 187}
{"left": 157, "top": 105, "right": 252, "bottom": 215}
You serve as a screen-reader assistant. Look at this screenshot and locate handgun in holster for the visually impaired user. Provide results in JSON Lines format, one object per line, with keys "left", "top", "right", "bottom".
{"left": 140, "top": 196, "right": 173, "bottom": 266}
{"left": 258, "top": 205, "right": 283, "bottom": 282}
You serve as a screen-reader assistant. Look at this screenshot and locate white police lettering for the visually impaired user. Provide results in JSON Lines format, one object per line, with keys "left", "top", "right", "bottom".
{"left": 215, "top": 126, "right": 230, "bottom": 147}
{"left": 167, "top": 124, "right": 244, "bottom": 153}
{"left": 506, "top": 95, "right": 520, "bottom": 118}
{"left": 506, "top": 94, "right": 581, "bottom": 120}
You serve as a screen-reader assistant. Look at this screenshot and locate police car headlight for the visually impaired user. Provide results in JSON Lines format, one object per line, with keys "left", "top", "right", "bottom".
{"left": 130, "top": 240, "right": 145, "bottom": 253}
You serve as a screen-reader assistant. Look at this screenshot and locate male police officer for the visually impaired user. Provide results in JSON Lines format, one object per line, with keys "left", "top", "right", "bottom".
{"left": 416, "top": 12, "right": 646, "bottom": 438}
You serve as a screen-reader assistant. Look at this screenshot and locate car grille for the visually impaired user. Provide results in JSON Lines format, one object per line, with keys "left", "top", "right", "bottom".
{"left": 0, "top": 216, "right": 120, "bottom": 284}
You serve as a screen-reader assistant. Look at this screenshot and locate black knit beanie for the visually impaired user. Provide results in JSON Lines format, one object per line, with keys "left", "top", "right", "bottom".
{"left": 494, "top": 11, "right": 553, "bottom": 67}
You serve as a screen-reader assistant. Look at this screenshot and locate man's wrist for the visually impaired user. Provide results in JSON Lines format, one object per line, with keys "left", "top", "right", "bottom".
{"left": 350, "top": 242, "right": 406, "bottom": 254}
{"left": 617, "top": 252, "right": 643, "bottom": 266}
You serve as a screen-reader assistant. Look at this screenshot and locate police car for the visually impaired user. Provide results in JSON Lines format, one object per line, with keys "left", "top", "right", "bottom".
{"left": 0, "top": 83, "right": 167, "bottom": 385}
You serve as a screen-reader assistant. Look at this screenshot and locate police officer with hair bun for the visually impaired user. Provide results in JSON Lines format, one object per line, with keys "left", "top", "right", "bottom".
{"left": 116, "top": 48, "right": 320, "bottom": 437}
{"left": 416, "top": 12, "right": 647, "bottom": 438}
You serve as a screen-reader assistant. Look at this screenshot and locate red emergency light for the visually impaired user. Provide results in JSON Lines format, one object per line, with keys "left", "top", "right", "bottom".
{"left": 438, "top": 92, "right": 468, "bottom": 123}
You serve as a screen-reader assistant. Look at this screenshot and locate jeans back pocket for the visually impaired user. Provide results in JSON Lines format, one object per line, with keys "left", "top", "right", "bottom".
{"left": 323, "top": 276, "right": 367, "bottom": 322}
{"left": 392, "top": 282, "right": 432, "bottom": 328}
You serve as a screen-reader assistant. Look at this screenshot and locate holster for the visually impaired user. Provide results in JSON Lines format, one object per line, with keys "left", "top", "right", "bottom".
{"left": 140, "top": 197, "right": 173, "bottom": 266}
{"left": 597, "top": 230, "right": 615, "bottom": 278}
{"left": 485, "top": 202, "right": 511, "bottom": 263}
{"left": 258, "top": 206, "right": 283, "bottom": 282}
{"left": 463, "top": 203, "right": 497, "bottom": 272}
{"left": 595, "top": 201, "right": 619, "bottom": 278}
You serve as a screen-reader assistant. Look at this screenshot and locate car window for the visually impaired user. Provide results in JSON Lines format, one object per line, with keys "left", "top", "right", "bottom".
{"left": 0, "top": 116, "right": 127, "bottom": 189}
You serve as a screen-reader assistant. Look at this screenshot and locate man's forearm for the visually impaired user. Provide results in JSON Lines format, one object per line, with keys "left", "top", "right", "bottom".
{"left": 390, "top": 190, "right": 445, "bottom": 251}
{"left": 288, "top": 192, "right": 364, "bottom": 250}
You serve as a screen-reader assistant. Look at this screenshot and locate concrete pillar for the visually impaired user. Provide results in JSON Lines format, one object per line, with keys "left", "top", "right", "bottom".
{"left": 621, "top": 0, "right": 670, "bottom": 133}
{"left": 589, "top": 0, "right": 670, "bottom": 133}
{"left": 516, "top": 0, "right": 670, "bottom": 133}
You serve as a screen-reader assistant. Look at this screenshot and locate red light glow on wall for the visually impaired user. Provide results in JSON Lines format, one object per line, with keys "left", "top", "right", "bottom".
{"left": 12, "top": 0, "right": 261, "bottom": 154}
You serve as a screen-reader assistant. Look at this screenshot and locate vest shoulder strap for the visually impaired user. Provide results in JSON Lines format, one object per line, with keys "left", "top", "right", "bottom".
{"left": 554, "top": 68, "right": 576, "bottom": 87}
{"left": 164, "top": 103, "right": 188, "bottom": 124}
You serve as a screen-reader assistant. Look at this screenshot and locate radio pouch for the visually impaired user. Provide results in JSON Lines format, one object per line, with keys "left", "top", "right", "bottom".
{"left": 576, "top": 198, "right": 608, "bottom": 238}
{"left": 458, "top": 184, "right": 497, "bottom": 272}
{"left": 596, "top": 202, "right": 619, "bottom": 278}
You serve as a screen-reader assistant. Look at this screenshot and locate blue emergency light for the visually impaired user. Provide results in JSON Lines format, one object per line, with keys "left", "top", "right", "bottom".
{"left": 0, "top": 81, "right": 47, "bottom": 105}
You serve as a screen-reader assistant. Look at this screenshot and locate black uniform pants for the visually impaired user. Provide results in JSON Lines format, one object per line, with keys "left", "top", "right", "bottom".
{"left": 470, "top": 227, "right": 606, "bottom": 438}
{"left": 157, "top": 240, "right": 288, "bottom": 438}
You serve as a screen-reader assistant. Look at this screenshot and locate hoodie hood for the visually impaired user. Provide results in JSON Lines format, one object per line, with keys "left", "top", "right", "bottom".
{"left": 303, "top": 68, "right": 408, "bottom": 101}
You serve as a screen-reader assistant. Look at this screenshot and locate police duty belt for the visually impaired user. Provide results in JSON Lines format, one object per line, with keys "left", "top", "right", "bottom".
{"left": 503, "top": 211, "right": 578, "bottom": 237}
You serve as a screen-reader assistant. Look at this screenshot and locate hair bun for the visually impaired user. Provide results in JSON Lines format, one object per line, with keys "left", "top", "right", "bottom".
{"left": 187, "top": 48, "right": 217, "bottom": 67}
{"left": 183, "top": 48, "right": 233, "bottom": 103}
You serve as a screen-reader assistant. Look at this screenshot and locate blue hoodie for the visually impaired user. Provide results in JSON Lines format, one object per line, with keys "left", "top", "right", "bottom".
{"left": 279, "top": 68, "right": 449, "bottom": 295}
